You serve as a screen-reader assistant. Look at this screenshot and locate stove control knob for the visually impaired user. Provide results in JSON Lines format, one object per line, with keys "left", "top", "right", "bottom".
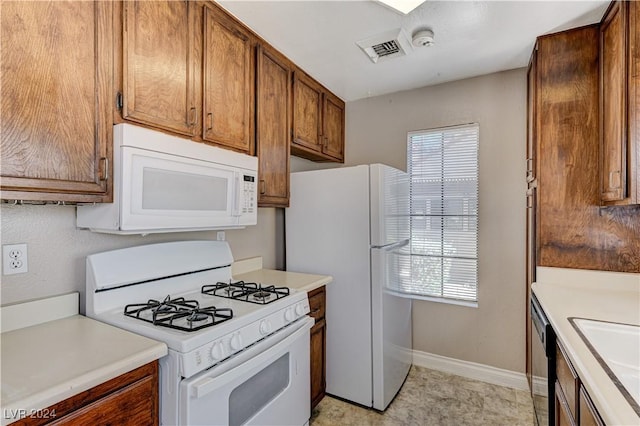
{"left": 210, "top": 342, "right": 224, "bottom": 360}
{"left": 295, "top": 303, "right": 305, "bottom": 316}
{"left": 259, "top": 320, "right": 271, "bottom": 336}
{"left": 284, "top": 308, "right": 295, "bottom": 322}
{"left": 230, "top": 333, "right": 243, "bottom": 351}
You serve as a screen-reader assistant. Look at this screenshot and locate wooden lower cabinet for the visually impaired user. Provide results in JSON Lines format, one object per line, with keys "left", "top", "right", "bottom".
{"left": 556, "top": 381, "right": 576, "bottom": 426}
{"left": 555, "top": 342, "right": 606, "bottom": 426}
{"left": 13, "top": 362, "right": 159, "bottom": 426}
{"left": 308, "top": 286, "right": 326, "bottom": 410}
{"left": 580, "top": 385, "right": 605, "bottom": 426}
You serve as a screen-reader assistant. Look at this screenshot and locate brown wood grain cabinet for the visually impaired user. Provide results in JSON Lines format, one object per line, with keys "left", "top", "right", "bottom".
{"left": 600, "top": 0, "right": 639, "bottom": 205}
{"left": 530, "top": 24, "right": 640, "bottom": 273}
{"left": 0, "top": 0, "right": 113, "bottom": 203}
{"left": 308, "top": 286, "right": 327, "bottom": 410}
{"left": 292, "top": 71, "right": 345, "bottom": 163}
{"left": 118, "top": 1, "right": 255, "bottom": 154}
{"left": 525, "top": 46, "right": 538, "bottom": 388}
{"left": 322, "top": 92, "right": 346, "bottom": 161}
{"left": 256, "top": 45, "right": 292, "bottom": 207}
{"left": 555, "top": 342, "right": 606, "bottom": 426}
{"left": 13, "top": 361, "right": 159, "bottom": 426}
{"left": 579, "top": 385, "right": 605, "bottom": 426}
{"left": 202, "top": 4, "right": 255, "bottom": 153}
{"left": 120, "top": 0, "right": 199, "bottom": 137}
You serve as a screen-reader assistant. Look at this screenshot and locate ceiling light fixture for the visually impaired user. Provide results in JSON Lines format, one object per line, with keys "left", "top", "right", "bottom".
{"left": 376, "top": 0, "right": 426, "bottom": 15}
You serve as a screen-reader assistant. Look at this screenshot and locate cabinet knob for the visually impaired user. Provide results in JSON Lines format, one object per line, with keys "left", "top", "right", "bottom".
{"left": 189, "top": 107, "right": 197, "bottom": 126}
{"left": 260, "top": 179, "right": 266, "bottom": 195}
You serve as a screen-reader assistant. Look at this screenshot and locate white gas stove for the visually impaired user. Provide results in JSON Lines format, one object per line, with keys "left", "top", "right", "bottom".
{"left": 86, "top": 240, "right": 312, "bottom": 426}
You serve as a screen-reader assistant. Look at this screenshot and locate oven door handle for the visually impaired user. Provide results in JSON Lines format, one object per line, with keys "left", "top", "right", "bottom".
{"left": 191, "top": 317, "right": 314, "bottom": 399}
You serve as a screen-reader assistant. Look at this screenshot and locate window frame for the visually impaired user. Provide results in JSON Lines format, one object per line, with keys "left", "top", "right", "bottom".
{"left": 401, "top": 123, "right": 480, "bottom": 307}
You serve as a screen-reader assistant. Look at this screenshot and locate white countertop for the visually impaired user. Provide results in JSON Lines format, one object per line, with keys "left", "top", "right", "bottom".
{"left": 1, "top": 294, "right": 167, "bottom": 425}
{"left": 532, "top": 267, "right": 640, "bottom": 426}
{"left": 232, "top": 257, "right": 333, "bottom": 293}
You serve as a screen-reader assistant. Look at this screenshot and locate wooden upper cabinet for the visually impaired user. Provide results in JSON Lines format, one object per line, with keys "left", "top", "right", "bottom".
{"left": 1, "top": 0, "right": 112, "bottom": 202}
{"left": 256, "top": 45, "right": 291, "bottom": 207}
{"left": 322, "top": 92, "right": 345, "bottom": 161}
{"left": 202, "top": 5, "right": 254, "bottom": 153}
{"left": 292, "top": 71, "right": 323, "bottom": 152}
{"left": 600, "top": 0, "right": 639, "bottom": 205}
{"left": 121, "top": 0, "right": 199, "bottom": 136}
{"left": 600, "top": 1, "right": 628, "bottom": 203}
{"left": 292, "top": 70, "right": 345, "bottom": 163}
{"left": 628, "top": 0, "right": 640, "bottom": 204}
{"left": 527, "top": 47, "right": 538, "bottom": 183}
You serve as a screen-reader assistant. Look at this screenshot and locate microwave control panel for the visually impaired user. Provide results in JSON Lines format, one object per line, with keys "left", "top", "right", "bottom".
{"left": 243, "top": 175, "right": 256, "bottom": 214}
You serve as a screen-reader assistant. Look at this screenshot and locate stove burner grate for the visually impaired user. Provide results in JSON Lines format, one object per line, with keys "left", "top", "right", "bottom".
{"left": 124, "top": 295, "right": 233, "bottom": 332}
{"left": 202, "top": 280, "right": 290, "bottom": 304}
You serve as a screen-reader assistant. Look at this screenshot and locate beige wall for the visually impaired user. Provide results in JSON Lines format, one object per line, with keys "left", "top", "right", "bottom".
{"left": 344, "top": 68, "right": 527, "bottom": 373}
{"left": 0, "top": 205, "right": 283, "bottom": 311}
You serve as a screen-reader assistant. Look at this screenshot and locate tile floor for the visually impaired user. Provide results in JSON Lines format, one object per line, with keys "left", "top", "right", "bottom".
{"left": 310, "top": 366, "right": 535, "bottom": 426}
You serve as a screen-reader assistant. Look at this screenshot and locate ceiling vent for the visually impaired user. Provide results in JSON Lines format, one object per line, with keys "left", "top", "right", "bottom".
{"left": 356, "top": 29, "right": 413, "bottom": 63}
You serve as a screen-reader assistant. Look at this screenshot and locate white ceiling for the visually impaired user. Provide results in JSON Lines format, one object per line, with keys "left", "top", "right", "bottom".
{"left": 219, "top": 1, "right": 609, "bottom": 102}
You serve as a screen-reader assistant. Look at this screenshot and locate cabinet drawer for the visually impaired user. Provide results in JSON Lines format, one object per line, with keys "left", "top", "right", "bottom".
{"left": 308, "top": 286, "right": 325, "bottom": 322}
{"left": 52, "top": 376, "right": 156, "bottom": 425}
{"left": 556, "top": 342, "right": 579, "bottom": 420}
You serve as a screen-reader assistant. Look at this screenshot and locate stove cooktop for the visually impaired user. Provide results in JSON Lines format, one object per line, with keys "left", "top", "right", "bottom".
{"left": 202, "top": 280, "right": 290, "bottom": 305}
{"left": 124, "top": 295, "right": 233, "bottom": 332}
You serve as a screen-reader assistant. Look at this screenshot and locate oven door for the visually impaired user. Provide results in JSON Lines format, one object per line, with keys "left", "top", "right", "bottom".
{"left": 179, "top": 317, "right": 313, "bottom": 426}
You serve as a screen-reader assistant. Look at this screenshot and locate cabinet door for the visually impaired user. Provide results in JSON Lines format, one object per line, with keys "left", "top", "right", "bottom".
{"left": 579, "top": 386, "right": 604, "bottom": 426}
{"left": 310, "top": 318, "right": 326, "bottom": 410}
{"left": 122, "top": 0, "right": 198, "bottom": 136}
{"left": 202, "top": 6, "right": 253, "bottom": 153}
{"left": 292, "top": 71, "right": 323, "bottom": 152}
{"left": 256, "top": 46, "right": 291, "bottom": 207}
{"left": 600, "top": 1, "right": 628, "bottom": 203}
{"left": 322, "top": 92, "right": 345, "bottom": 162}
{"left": 1, "top": 0, "right": 112, "bottom": 202}
{"left": 628, "top": 0, "right": 640, "bottom": 203}
{"left": 527, "top": 47, "right": 538, "bottom": 183}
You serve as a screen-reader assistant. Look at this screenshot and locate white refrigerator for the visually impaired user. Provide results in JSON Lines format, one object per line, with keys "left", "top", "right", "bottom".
{"left": 286, "top": 164, "right": 412, "bottom": 410}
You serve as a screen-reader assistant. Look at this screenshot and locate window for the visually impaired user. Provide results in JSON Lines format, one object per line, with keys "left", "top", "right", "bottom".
{"left": 396, "top": 124, "right": 479, "bottom": 303}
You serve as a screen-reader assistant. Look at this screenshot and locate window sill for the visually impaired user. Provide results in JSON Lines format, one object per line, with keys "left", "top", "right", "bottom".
{"left": 390, "top": 290, "right": 478, "bottom": 308}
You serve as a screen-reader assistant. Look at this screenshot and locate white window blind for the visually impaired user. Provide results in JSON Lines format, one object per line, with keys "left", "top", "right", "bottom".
{"left": 397, "top": 124, "right": 479, "bottom": 302}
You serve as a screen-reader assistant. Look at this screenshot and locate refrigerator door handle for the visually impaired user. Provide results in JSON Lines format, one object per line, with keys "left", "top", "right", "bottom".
{"left": 371, "top": 239, "right": 409, "bottom": 251}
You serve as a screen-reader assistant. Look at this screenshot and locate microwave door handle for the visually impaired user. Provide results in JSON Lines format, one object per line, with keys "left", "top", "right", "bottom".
{"left": 233, "top": 172, "right": 241, "bottom": 217}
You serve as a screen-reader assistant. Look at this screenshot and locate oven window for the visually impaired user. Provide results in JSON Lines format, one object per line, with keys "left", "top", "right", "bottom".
{"left": 229, "top": 353, "right": 290, "bottom": 426}
{"left": 142, "top": 167, "right": 228, "bottom": 211}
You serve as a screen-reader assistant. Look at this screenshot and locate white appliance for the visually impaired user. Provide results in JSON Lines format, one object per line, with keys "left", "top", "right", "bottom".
{"left": 286, "top": 164, "right": 412, "bottom": 410}
{"left": 77, "top": 124, "right": 258, "bottom": 234}
{"left": 86, "top": 240, "right": 313, "bottom": 426}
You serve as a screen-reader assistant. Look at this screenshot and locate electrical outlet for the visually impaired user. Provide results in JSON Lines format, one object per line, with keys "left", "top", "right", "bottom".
{"left": 216, "top": 231, "right": 225, "bottom": 241}
{"left": 3, "top": 243, "right": 28, "bottom": 275}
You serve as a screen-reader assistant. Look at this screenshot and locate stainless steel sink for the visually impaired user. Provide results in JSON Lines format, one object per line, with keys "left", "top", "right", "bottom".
{"left": 571, "top": 318, "right": 640, "bottom": 410}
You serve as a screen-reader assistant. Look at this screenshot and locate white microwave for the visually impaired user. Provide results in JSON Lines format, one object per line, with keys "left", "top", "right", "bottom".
{"left": 77, "top": 124, "right": 258, "bottom": 234}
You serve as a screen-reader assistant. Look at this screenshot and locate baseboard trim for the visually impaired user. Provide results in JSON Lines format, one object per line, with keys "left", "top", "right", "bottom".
{"left": 412, "top": 350, "right": 529, "bottom": 391}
